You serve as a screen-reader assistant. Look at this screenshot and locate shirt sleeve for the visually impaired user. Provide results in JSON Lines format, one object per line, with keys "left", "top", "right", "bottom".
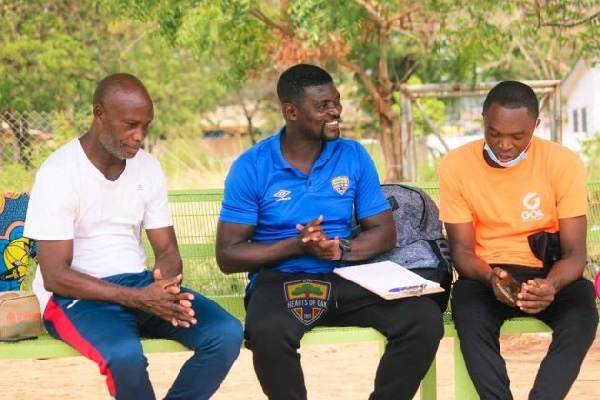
{"left": 219, "top": 155, "right": 259, "bottom": 226}
{"left": 24, "top": 164, "right": 77, "bottom": 240}
{"left": 354, "top": 144, "right": 390, "bottom": 220}
{"left": 438, "top": 154, "right": 473, "bottom": 223}
{"left": 555, "top": 152, "right": 588, "bottom": 219}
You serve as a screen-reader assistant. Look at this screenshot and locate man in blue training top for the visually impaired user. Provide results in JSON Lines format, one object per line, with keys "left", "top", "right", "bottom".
{"left": 216, "top": 63, "right": 443, "bottom": 400}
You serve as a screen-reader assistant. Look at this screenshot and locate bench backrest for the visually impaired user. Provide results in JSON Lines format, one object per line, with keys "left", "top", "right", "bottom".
{"left": 143, "top": 181, "right": 600, "bottom": 319}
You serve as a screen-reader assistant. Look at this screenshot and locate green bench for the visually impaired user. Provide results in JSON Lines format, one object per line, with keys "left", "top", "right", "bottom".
{"left": 1, "top": 183, "right": 599, "bottom": 400}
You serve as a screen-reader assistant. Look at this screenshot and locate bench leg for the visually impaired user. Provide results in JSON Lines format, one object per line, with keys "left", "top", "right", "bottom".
{"left": 454, "top": 337, "right": 479, "bottom": 399}
{"left": 420, "top": 358, "right": 437, "bottom": 400}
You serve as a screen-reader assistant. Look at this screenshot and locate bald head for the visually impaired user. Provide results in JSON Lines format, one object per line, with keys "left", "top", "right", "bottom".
{"left": 93, "top": 73, "right": 151, "bottom": 106}
{"left": 88, "top": 73, "right": 154, "bottom": 161}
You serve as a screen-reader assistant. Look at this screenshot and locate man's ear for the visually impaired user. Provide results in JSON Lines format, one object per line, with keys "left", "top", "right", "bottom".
{"left": 93, "top": 103, "right": 104, "bottom": 119}
{"left": 283, "top": 102, "right": 298, "bottom": 121}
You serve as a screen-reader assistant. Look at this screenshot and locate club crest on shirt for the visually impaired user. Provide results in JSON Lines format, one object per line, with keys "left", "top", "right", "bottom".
{"left": 331, "top": 176, "right": 349, "bottom": 195}
{"left": 284, "top": 279, "right": 331, "bottom": 325}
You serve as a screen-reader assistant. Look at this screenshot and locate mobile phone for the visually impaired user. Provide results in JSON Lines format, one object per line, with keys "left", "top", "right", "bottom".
{"left": 495, "top": 272, "right": 521, "bottom": 305}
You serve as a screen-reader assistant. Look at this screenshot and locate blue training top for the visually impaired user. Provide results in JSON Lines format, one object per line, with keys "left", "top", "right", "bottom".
{"left": 219, "top": 127, "right": 390, "bottom": 287}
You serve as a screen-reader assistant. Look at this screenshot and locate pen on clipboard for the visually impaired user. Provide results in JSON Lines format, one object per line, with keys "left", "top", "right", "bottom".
{"left": 388, "top": 284, "right": 426, "bottom": 294}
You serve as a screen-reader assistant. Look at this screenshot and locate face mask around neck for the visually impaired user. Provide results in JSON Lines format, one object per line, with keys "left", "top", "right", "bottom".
{"left": 483, "top": 141, "right": 530, "bottom": 168}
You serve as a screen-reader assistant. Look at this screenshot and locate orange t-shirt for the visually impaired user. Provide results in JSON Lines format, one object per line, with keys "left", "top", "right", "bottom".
{"left": 438, "top": 137, "right": 587, "bottom": 268}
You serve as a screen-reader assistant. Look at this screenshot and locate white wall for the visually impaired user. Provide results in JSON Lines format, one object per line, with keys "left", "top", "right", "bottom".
{"left": 565, "top": 62, "right": 600, "bottom": 138}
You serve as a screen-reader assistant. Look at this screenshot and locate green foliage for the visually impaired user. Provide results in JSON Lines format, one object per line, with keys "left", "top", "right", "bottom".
{"left": 522, "top": 0, "right": 600, "bottom": 55}
{"left": 393, "top": 76, "right": 447, "bottom": 138}
{"left": 417, "top": 157, "right": 440, "bottom": 182}
{"left": 0, "top": 0, "right": 229, "bottom": 140}
{"left": 0, "top": 164, "right": 33, "bottom": 193}
{"left": 124, "top": 0, "right": 273, "bottom": 87}
{"left": 2, "top": 0, "right": 599, "bottom": 184}
{"left": 0, "top": 0, "right": 124, "bottom": 111}
{"left": 582, "top": 133, "right": 600, "bottom": 180}
{"left": 361, "top": 141, "right": 386, "bottom": 180}
{"left": 427, "top": 0, "right": 599, "bottom": 81}
{"left": 0, "top": 110, "right": 84, "bottom": 192}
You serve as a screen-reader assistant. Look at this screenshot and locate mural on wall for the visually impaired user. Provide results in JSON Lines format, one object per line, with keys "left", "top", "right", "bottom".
{"left": 0, "top": 193, "right": 36, "bottom": 291}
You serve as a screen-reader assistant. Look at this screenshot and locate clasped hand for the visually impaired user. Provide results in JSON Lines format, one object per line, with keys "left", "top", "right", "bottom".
{"left": 490, "top": 268, "right": 555, "bottom": 314}
{"left": 137, "top": 269, "right": 197, "bottom": 328}
{"left": 516, "top": 278, "right": 555, "bottom": 314}
{"left": 295, "top": 215, "right": 342, "bottom": 260}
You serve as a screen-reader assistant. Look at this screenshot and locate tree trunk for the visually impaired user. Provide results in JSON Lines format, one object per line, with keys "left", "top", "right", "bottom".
{"left": 246, "top": 115, "right": 257, "bottom": 145}
{"left": 379, "top": 112, "right": 403, "bottom": 182}
{"left": 390, "top": 111, "right": 404, "bottom": 182}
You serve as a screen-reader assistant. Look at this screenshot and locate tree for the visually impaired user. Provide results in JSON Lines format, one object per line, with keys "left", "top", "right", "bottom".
{"left": 0, "top": 0, "right": 232, "bottom": 153}
{"left": 0, "top": 0, "right": 109, "bottom": 112}
{"left": 108, "top": 0, "right": 447, "bottom": 180}
{"left": 0, "top": 0, "right": 237, "bottom": 190}
{"left": 64, "top": 1, "right": 600, "bottom": 180}
{"left": 427, "top": 1, "right": 600, "bottom": 82}
{"left": 0, "top": 0, "right": 105, "bottom": 168}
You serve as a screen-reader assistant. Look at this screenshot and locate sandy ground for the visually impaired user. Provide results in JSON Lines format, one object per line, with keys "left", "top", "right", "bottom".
{"left": 2, "top": 332, "right": 599, "bottom": 400}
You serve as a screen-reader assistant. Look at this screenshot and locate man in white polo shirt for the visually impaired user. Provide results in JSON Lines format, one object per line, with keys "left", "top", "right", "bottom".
{"left": 25, "top": 73, "right": 243, "bottom": 400}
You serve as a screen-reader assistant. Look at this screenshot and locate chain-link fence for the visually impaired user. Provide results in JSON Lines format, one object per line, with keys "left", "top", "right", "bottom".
{"left": 1, "top": 110, "right": 93, "bottom": 191}
{"left": 0, "top": 110, "right": 247, "bottom": 192}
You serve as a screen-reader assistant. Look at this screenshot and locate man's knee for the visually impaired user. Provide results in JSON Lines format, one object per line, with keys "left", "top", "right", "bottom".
{"left": 555, "top": 309, "right": 598, "bottom": 347}
{"left": 409, "top": 301, "right": 444, "bottom": 342}
{"left": 215, "top": 316, "right": 244, "bottom": 362}
{"left": 191, "top": 314, "right": 244, "bottom": 362}
{"left": 552, "top": 280, "right": 599, "bottom": 345}
{"left": 102, "top": 342, "right": 148, "bottom": 376}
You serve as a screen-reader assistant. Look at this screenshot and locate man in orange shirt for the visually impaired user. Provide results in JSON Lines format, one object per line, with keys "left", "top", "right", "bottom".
{"left": 438, "top": 81, "right": 598, "bottom": 400}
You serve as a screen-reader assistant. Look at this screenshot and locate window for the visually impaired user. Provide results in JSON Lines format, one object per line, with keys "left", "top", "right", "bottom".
{"left": 581, "top": 107, "right": 587, "bottom": 133}
{"left": 573, "top": 109, "right": 579, "bottom": 132}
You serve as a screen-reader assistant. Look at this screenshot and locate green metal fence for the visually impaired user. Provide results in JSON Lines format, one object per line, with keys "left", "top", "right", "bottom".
{"left": 148, "top": 182, "right": 600, "bottom": 299}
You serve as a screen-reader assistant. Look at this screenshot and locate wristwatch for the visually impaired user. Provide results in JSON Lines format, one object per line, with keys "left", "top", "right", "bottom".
{"left": 339, "top": 239, "right": 351, "bottom": 261}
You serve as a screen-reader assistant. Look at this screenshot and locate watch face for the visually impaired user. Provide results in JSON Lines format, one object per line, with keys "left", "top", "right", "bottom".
{"left": 339, "top": 239, "right": 351, "bottom": 251}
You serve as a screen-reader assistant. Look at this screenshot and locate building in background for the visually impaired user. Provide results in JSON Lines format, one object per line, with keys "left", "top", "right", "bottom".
{"left": 561, "top": 57, "right": 600, "bottom": 154}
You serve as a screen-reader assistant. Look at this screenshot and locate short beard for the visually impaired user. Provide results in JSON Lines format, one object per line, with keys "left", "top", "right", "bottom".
{"left": 99, "top": 134, "right": 126, "bottom": 160}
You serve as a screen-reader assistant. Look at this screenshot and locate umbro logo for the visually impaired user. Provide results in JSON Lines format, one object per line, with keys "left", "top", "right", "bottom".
{"left": 274, "top": 189, "right": 292, "bottom": 202}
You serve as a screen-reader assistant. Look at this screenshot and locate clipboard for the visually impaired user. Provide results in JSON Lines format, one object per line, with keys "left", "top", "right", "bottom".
{"left": 333, "top": 260, "right": 445, "bottom": 300}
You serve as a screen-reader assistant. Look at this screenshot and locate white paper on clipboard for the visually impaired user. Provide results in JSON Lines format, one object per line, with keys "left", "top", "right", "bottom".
{"left": 334, "top": 260, "right": 444, "bottom": 300}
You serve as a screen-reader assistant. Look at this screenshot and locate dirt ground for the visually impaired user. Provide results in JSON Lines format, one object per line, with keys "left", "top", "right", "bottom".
{"left": 2, "top": 332, "right": 598, "bottom": 399}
